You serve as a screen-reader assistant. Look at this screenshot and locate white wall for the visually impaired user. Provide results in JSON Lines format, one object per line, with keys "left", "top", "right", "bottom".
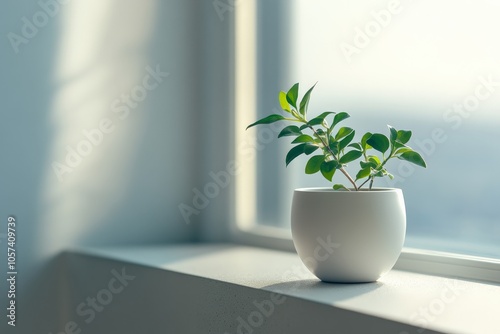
{"left": 194, "top": 0, "right": 235, "bottom": 241}
{"left": 0, "top": 1, "right": 214, "bottom": 332}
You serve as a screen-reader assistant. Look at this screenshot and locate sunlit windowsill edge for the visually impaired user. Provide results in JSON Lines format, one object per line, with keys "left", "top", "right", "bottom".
{"left": 232, "top": 225, "right": 500, "bottom": 284}
{"left": 397, "top": 247, "right": 500, "bottom": 283}
{"left": 70, "top": 243, "right": 500, "bottom": 334}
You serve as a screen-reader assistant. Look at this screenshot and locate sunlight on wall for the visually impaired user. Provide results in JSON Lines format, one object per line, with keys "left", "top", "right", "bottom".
{"left": 39, "top": 0, "right": 157, "bottom": 258}
{"left": 236, "top": 0, "right": 258, "bottom": 230}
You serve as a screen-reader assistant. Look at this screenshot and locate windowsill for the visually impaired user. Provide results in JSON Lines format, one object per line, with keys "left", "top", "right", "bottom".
{"left": 69, "top": 243, "right": 500, "bottom": 334}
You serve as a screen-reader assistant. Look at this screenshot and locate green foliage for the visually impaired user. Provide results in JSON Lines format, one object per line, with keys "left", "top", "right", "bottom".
{"left": 246, "top": 114, "right": 291, "bottom": 129}
{"left": 305, "top": 155, "right": 324, "bottom": 174}
{"left": 286, "top": 83, "right": 299, "bottom": 110}
{"left": 299, "top": 83, "right": 317, "bottom": 116}
{"left": 247, "top": 82, "right": 427, "bottom": 191}
{"left": 366, "top": 134, "right": 390, "bottom": 153}
{"left": 398, "top": 151, "right": 427, "bottom": 168}
{"left": 286, "top": 144, "right": 306, "bottom": 166}
{"left": 292, "top": 134, "right": 314, "bottom": 144}
{"left": 278, "top": 125, "right": 302, "bottom": 138}
{"left": 279, "top": 91, "right": 290, "bottom": 112}
{"left": 320, "top": 161, "right": 337, "bottom": 181}
{"left": 339, "top": 150, "right": 363, "bottom": 164}
{"left": 308, "top": 111, "right": 335, "bottom": 126}
{"left": 333, "top": 184, "right": 349, "bottom": 191}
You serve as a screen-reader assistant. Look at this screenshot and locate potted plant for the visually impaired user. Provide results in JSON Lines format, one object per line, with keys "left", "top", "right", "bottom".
{"left": 247, "top": 83, "right": 427, "bottom": 283}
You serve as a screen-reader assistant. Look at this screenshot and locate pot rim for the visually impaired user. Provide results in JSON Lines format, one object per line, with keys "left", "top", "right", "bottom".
{"left": 294, "top": 187, "right": 402, "bottom": 193}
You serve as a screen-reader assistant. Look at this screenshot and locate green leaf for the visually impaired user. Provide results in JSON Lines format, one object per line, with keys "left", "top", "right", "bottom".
{"left": 333, "top": 184, "right": 349, "bottom": 191}
{"left": 339, "top": 150, "right": 363, "bottom": 164}
{"left": 292, "top": 134, "right": 314, "bottom": 144}
{"left": 279, "top": 91, "right": 290, "bottom": 112}
{"left": 278, "top": 125, "right": 302, "bottom": 138}
{"left": 379, "top": 168, "right": 391, "bottom": 177}
{"left": 320, "top": 161, "right": 337, "bottom": 181}
{"left": 338, "top": 129, "right": 355, "bottom": 151}
{"left": 299, "top": 124, "right": 309, "bottom": 130}
{"left": 313, "top": 138, "right": 323, "bottom": 146}
{"left": 286, "top": 83, "right": 299, "bottom": 109}
{"left": 367, "top": 155, "right": 382, "bottom": 166}
{"left": 398, "top": 151, "right": 427, "bottom": 168}
{"left": 328, "top": 137, "right": 339, "bottom": 155}
{"left": 360, "top": 160, "right": 377, "bottom": 169}
{"left": 394, "top": 141, "right": 408, "bottom": 149}
{"left": 299, "top": 83, "right": 317, "bottom": 116}
{"left": 286, "top": 144, "right": 305, "bottom": 166}
{"left": 361, "top": 132, "right": 372, "bottom": 150}
{"left": 305, "top": 155, "right": 325, "bottom": 174}
{"left": 356, "top": 167, "right": 371, "bottom": 180}
{"left": 308, "top": 111, "right": 335, "bottom": 126}
{"left": 329, "top": 112, "right": 350, "bottom": 132}
{"left": 304, "top": 143, "right": 319, "bottom": 155}
{"left": 397, "top": 130, "right": 412, "bottom": 144}
{"left": 315, "top": 128, "right": 326, "bottom": 136}
{"left": 348, "top": 142, "right": 362, "bottom": 151}
{"left": 246, "top": 114, "right": 287, "bottom": 130}
{"left": 366, "top": 133, "right": 390, "bottom": 153}
{"left": 335, "top": 127, "right": 354, "bottom": 140}
{"left": 388, "top": 125, "right": 398, "bottom": 143}
{"left": 395, "top": 147, "right": 413, "bottom": 155}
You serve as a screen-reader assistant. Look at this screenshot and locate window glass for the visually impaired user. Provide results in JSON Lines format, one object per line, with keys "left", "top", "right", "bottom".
{"left": 254, "top": 0, "right": 500, "bottom": 258}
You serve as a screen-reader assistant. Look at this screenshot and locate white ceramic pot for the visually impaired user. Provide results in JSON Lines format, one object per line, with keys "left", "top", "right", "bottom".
{"left": 291, "top": 187, "right": 406, "bottom": 283}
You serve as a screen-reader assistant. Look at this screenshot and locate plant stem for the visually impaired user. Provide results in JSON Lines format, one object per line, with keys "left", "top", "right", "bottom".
{"left": 358, "top": 151, "right": 395, "bottom": 190}
{"left": 339, "top": 167, "right": 358, "bottom": 190}
{"left": 307, "top": 125, "right": 358, "bottom": 191}
{"left": 376, "top": 152, "right": 393, "bottom": 176}
{"left": 358, "top": 176, "right": 372, "bottom": 189}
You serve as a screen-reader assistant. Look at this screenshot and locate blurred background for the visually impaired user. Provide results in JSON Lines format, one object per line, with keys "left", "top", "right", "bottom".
{"left": 254, "top": 0, "right": 500, "bottom": 258}
{"left": 1, "top": 0, "right": 499, "bottom": 332}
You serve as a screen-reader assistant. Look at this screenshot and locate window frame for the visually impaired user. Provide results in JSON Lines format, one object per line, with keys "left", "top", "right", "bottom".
{"left": 231, "top": 0, "right": 500, "bottom": 284}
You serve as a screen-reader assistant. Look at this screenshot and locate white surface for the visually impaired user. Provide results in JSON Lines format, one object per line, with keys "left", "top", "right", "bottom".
{"left": 291, "top": 187, "right": 406, "bottom": 282}
{"left": 74, "top": 243, "right": 500, "bottom": 334}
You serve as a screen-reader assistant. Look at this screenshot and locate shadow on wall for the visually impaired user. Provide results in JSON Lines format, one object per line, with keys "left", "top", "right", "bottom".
{"left": 0, "top": 0, "right": 61, "bottom": 331}
{"left": 1, "top": 0, "right": 201, "bottom": 332}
